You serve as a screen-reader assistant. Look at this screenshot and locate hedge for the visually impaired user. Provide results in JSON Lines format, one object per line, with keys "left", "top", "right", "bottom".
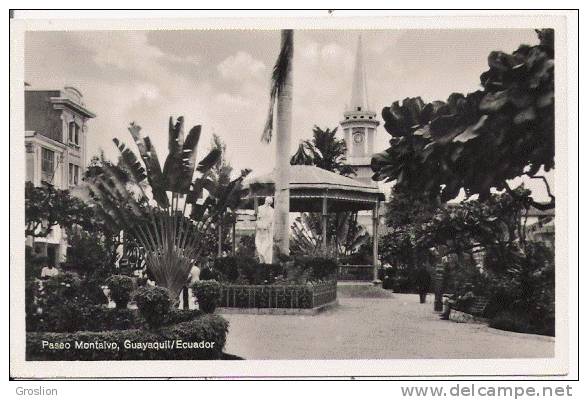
{"left": 27, "top": 305, "right": 204, "bottom": 333}
{"left": 211, "top": 255, "right": 338, "bottom": 285}
{"left": 26, "top": 314, "right": 229, "bottom": 360}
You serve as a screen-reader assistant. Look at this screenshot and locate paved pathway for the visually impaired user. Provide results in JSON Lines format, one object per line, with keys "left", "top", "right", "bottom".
{"left": 222, "top": 290, "right": 554, "bottom": 360}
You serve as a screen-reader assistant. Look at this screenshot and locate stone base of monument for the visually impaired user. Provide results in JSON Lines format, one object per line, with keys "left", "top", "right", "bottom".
{"left": 217, "top": 300, "right": 339, "bottom": 316}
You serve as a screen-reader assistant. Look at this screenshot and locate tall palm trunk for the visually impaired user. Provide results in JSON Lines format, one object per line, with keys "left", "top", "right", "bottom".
{"left": 261, "top": 30, "right": 294, "bottom": 259}
{"left": 274, "top": 50, "right": 293, "bottom": 258}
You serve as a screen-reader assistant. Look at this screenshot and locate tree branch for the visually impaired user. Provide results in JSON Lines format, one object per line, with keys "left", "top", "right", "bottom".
{"left": 503, "top": 179, "right": 555, "bottom": 210}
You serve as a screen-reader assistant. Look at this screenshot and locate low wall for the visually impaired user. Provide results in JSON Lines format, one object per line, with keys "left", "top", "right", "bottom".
{"left": 218, "top": 280, "right": 337, "bottom": 310}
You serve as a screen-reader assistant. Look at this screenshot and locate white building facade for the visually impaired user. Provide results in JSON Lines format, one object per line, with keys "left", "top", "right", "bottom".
{"left": 25, "top": 86, "right": 95, "bottom": 264}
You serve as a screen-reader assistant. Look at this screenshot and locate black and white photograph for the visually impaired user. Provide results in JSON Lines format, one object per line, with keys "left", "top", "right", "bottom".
{"left": 8, "top": 10, "right": 577, "bottom": 380}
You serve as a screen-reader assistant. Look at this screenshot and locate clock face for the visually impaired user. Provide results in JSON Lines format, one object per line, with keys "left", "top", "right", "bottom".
{"left": 353, "top": 132, "right": 364, "bottom": 144}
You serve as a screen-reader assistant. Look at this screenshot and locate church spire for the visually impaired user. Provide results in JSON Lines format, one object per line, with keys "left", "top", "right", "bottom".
{"left": 340, "top": 34, "right": 379, "bottom": 185}
{"left": 349, "top": 34, "right": 369, "bottom": 111}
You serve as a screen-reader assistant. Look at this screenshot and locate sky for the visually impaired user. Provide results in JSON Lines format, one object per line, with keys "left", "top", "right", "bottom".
{"left": 24, "top": 28, "right": 552, "bottom": 201}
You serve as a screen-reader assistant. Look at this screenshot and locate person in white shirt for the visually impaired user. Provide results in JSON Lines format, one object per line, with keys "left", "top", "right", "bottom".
{"left": 40, "top": 264, "right": 59, "bottom": 279}
{"left": 189, "top": 263, "right": 201, "bottom": 285}
{"left": 179, "top": 261, "right": 202, "bottom": 309}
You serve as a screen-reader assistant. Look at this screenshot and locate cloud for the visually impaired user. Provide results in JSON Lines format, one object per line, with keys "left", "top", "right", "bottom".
{"left": 25, "top": 29, "right": 545, "bottom": 187}
{"left": 167, "top": 53, "right": 201, "bottom": 66}
{"left": 217, "top": 51, "right": 265, "bottom": 81}
{"left": 214, "top": 92, "right": 252, "bottom": 108}
{"left": 86, "top": 32, "right": 165, "bottom": 72}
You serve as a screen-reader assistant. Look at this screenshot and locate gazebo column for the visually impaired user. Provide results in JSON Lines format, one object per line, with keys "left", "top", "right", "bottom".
{"left": 372, "top": 200, "right": 380, "bottom": 283}
{"left": 321, "top": 195, "right": 328, "bottom": 255}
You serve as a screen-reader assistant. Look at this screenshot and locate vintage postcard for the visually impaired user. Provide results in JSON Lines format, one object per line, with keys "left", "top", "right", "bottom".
{"left": 9, "top": 10, "right": 576, "bottom": 379}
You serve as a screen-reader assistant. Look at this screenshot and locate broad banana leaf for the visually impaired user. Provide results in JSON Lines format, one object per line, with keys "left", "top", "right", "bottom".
{"left": 196, "top": 148, "right": 222, "bottom": 173}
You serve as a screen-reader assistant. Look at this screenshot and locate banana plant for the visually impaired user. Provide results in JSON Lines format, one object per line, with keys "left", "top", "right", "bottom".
{"left": 77, "top": 117, "right": 249, "bottom": 299}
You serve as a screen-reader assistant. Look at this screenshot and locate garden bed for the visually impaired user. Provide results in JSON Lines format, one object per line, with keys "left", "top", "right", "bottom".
{"left": 217, "top": 280, "right": 337, "bottom": 313}
{"left": 26, "top": 314, "right": 228, "bottom": 361}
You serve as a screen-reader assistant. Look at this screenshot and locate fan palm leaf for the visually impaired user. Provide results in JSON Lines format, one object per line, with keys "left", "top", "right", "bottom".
{"left": 162, "top": 117, "right": 204, "bottom": 194}
{"left": 112, "top": 138, "right": 147, "bottom": 184}
{"left": 126, "top": 123, "right": 169, "bottom": 208}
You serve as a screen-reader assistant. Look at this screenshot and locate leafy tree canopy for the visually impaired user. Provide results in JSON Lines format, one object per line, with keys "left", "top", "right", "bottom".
{"left": 25, "top": 182, "right": 98, "bottom": 238}
{"left": 371, "top": 29, "right": 554, "bottom": 209}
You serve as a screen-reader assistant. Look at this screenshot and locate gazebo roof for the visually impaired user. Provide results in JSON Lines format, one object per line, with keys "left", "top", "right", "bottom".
{"left": 242, "top": 165, "right": 384, "bottom": 212}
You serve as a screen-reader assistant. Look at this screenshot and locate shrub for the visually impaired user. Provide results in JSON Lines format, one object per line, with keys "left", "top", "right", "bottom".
{"left": 26, "top": 273, "right": 109, "bottom": 333}
{"left": 41, "top": 299, "right": 88, "bottom": 333}
{"left": 485, "top": 241, "right": 555, "bottom": 336}
{"left": 199, "top": 267, "right": 221, "bottom": 282}
{"left": 489, "top": 311, "right": 533, "bottom": 334}
{"left": 165, "top": 308, "right": 203, "bottom": 325}
{"left": 87, "top": 307, "right": 137, "bottom": 331}
{"left": 26, "top": 314, "right": 229, "bottom": 360}
{"left": 80, "top": 278, "right": 109, "bottom": 305}
{"left": 236, "top": 234, "right": 256, "bottom": 258}
{"left": 27, "top": 305, "right": 203, "bottom": 333}
{"left": 134, "top": 286, "right": 173, "bottom": 328}
{"left": 211, "top": 256, "right": 278, "bottom": 284}
{"left": 287, "top": 256, "right": 338, "bottom": 282}
{"left": 192, "top": 280, "right": 221, "bottom": 313}
{"left": 209, "top": 256, "right": 338, "bottom": 285}
{"left": 43, "top": 272, "right": 82, "bottom": 299}
{"left": 106, "top": 275, "right": 134, "bottom": 309}
{"left": 213, "top": 256, "right": 244, "bottom": 282}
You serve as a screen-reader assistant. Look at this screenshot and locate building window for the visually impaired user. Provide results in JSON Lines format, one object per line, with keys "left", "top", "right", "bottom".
{"left": 68, "top": 121, "right": 80, "bottom": 146}
{"left": 41, "top": 147, "right": 54, "bottom": 181}
{"left": 69, "top": 163, "right": 80, "bottom": 186}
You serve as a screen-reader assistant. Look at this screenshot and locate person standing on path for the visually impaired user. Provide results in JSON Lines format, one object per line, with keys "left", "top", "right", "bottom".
{"left": 434, "top": 255, "right": 450, "bottom": 312}
{"left": 415, "top": 267, "right": 432, "bottom": 304}
{"left": 180, "top": 259, "right": 202, "bottom": 309}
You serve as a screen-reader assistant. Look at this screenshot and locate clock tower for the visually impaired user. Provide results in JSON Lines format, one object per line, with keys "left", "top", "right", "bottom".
{"left": 340, "top": 35, "right": 379, "bottom": 184}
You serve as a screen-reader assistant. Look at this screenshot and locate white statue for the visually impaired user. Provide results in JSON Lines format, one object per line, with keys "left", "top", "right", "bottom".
{"left": 255, "top": 196, "right": 274, "bottom": 264}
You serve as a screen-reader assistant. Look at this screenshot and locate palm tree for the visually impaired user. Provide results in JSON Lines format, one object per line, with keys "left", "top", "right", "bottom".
{"left": 261, "top": 29, "right": 294, "bottom": 258}
{"left": 291, "top": 126, "right": 355, "bottom": 176}
{"left": 78, "top": 117, "right": 249, "bottom": 299}
{"left": 206, "top": 133, "right": 235, "bottom": 256}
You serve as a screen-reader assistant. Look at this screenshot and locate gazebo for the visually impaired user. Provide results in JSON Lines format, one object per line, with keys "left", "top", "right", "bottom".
{"left": 239, "top": 165, "right": 385, "bottom": 281}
